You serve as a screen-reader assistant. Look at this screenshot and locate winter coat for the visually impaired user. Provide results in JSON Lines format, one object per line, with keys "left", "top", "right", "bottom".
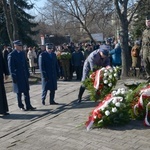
{"left": 109, "top": 43, "right": 122, "bottom": 66}
{"left": 27, "top": 50, "right": 37, "bottom": 67}
{"left": 39, "top": 51, "right": 59, "bottom": 91}
{"left": 8, "top": 50, "right": 30, "bottom": 93}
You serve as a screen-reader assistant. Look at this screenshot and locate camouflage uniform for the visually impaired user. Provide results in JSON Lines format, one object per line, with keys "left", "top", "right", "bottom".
{"left": 141, "top": 27, "right": 150, "bottom": 78}
{"left": 60, "top": 48, "right": 71, "bottom": 81}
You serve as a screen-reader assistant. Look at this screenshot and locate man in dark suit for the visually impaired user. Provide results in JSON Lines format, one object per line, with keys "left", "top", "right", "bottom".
{"left": 0, "top": 49, "right": 9, "bottom": 116}
{"left": 8, "top": 40, "right": 36, "bottom": 111}
{"left": 39, "top": 43, "right": 60, "bottom": 105}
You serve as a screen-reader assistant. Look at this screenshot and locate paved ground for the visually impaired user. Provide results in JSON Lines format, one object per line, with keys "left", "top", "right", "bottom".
{"left": 0, "top": 78, "right": 150, "bottom": 150}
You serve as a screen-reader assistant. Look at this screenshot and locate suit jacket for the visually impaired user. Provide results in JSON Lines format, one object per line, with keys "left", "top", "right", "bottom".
{"left": 39, "top": 51, "right": 59, "bottom": 91}
{"left": 8, "top": 50, "right": 30, "bottom": 93}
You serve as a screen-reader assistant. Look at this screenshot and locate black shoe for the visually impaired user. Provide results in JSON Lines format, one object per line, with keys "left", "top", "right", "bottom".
{"left": 42, "top": 100, "right": 45, "bottom": 105}
{"left": 77, "top": 99, "right": 81, "bottom": 103}
{"left": 50, "top": 102, "right": 59, "bottom": 105}
{"left": 3, "top": 112, "right": 10, "bottom": 116}
{"left": 20, "top": 107, "right": 26, "bottom": 111}
{"left": 77, "top": 95, "right": 81, "bottom": 103}
{"left": 26, "top": 107, "right": 36, "bottom": 111}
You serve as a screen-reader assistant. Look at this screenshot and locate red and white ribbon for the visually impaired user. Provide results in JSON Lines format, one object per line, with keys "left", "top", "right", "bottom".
{"left": 134, "top": 86, "right": 150, "bottom": 126}
{"left": 93, "top": 69, "right": 102, "bottom": 90}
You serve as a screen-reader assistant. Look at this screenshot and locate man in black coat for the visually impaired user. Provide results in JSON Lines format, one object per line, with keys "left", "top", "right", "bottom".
{"left": 0, "top": 49, "right": 9, "bottom": 116}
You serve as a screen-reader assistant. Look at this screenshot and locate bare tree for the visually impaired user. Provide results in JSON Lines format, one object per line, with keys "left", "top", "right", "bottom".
{"left": 113, "top": 0, "right": 143, "bottom": 77}
{"left": 45, "top": 0, "right": 102, "bottom": 42}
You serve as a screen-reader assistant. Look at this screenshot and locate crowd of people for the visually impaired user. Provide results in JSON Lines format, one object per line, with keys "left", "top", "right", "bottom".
{"left": 0, "top": 14, "right": 150, "bottom": 116}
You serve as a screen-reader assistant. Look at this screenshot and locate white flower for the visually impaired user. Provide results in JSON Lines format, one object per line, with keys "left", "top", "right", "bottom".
{"left": 114, "top": 68, "right": 117, "bottom": 72}
{"left": 104, "top": 73, "right": 108, "bottom": 77}
{"left": 112, "top": 98, "right": 117, "bottom": 104}
{"left": 101, "top": 67, "right": 105, "bottom": 71}
{"left": 104, "top": 80, "right": 108, "bottom": 84}
{"left": 116, "top": 88, "right": 123, "bottom": 95}
{"left": 121, "top": 90, "right": 125, "bottom": 95}
{"left": 114, "top": 73, "right": 117, "bottom": 77}
{"left": 108, "top": 83, "right": 112, "bottom": 87}
{"left": 120, "top": 88, "right": 125, "bottom": 91}
{"left": 104, "top": 69, "right": 108, "bottom": 73}
{"left": 112, "top": 107, "right": 117, "bottom": 113}
{"left": 105, "top": 110, "right": 110, "bottom": 116}
{"left": 112, "top": 91, "right": 117, "bottom": 96}
{"left": 115, "top": 102, "right": 121, "bottom": 107}
{"left": 119, "top": 97, "right": 123, "bottom": 102}
{"left": 109, "top": 69, "right": 113, "bottom": 73}
{"left": 109, "top": 75, "right": 112, "bottom": 79}
{"left": 94, "top": 115, "right": 97, "bottom": 119}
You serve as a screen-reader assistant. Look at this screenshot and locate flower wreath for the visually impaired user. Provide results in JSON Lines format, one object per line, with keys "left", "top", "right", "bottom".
{"left": 86, "top": 88, "right": 130, "bottom": 130}
{"left": 83, "top": 66, "right": 120, "bottom": 101}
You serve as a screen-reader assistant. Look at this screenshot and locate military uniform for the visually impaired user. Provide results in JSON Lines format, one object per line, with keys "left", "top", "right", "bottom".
{"left": 8, "top": 40, "right": 36, "bottom": 111}
{"left": 60, "top": 47, "right": 71, "bottom": 81}
{"left": 77, "top": 49, "right": 110, "bottom": 103}
{"left": 141, "top": 15, "right": 150, "bottom": 79}
{"left": 39, "top": 43, "right": 60, "bottom": 105}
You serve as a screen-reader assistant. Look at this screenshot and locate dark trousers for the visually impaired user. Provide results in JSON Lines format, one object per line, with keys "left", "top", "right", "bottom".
{"left": 74, "top": 66, "right": 82, "bottom": 80}
{"left": 78, "top": 84, "right": 85, "bottom": 100}
{"left": 17, "top": 91, "right": 31, "bottom": 109}
{"left": 42, "top": 90, "right": 55, "bottom": 103}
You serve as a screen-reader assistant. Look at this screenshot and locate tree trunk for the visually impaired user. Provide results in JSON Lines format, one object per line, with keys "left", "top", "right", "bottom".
{"left": 9, "top": 0, "right": 19, "bottom": 40}
{"left": 120, "top": 20, "right": 130, "bottom": 78}
{"left": 2, "top": 0, "right": 13, "bottom": 46}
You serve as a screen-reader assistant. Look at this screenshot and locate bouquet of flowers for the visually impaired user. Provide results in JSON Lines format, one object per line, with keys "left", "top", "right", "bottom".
{"left": 86, "top": 88, "right": 130, "bottom": 130}
{"left": 83, "top": 66, "right": 120, "bottom": 101}
{"left": 57, "top": 52, "right": 71, "bottom": 60}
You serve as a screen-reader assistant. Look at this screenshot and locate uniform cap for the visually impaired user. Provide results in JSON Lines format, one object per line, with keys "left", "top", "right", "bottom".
{"left": 100, "top": 45, "right": 110, "bottom": 51}
{"left": 13, "top": 40, "right": 22, "bottom": 46}
{"left": 99, "top": 45, "right": 109, "bottom": 56}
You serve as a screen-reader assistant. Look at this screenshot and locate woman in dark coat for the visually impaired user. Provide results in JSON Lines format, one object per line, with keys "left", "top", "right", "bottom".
{"left": 0, "top": 50, "right": 9, "bottom": 115}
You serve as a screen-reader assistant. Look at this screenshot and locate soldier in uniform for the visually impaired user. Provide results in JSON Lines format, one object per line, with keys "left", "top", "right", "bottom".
{"left": 141, "top": 14, "right": 150, "bottom": 80}
{"left": 77, "top": 46, "right": 110, "bottom": 103}
{"left": 8, "top": 40, "right": 36, "bottom": 111}
{"left": 60, "top": 43, "right": 71, "bottom": 81}
{"left": 39, "top": 43, "right": 60, "bottom": 105}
